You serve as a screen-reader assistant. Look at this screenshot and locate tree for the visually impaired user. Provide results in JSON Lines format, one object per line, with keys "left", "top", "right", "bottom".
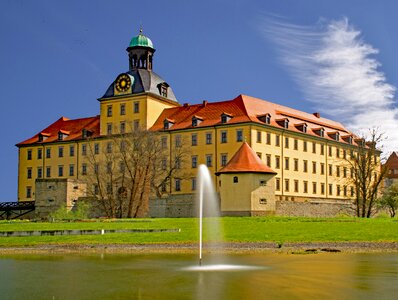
{"left": 83, "top": 129, "right": 189, "bottom": 218}
{"left": 379, "top": 183, "right": 398, "bottom": 218}
{"left": 346, "top": 129, "right": 387, "bottom": 218}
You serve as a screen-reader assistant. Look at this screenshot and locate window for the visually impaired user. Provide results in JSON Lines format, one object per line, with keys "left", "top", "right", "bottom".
{"left": 82, "top": 164, "right": 87, "bottom": 175}
{"left": 321, "top": 183, "right": 325, "bottom": 195}
{"left": 328, "top": 146, "right": 332, "bottom": 156}
{"left": 120, "top": 103, "right": 126, "bottom": 115}
{"left": 70, "top": 145, "right": 75, "bottom": 157}
{"left": 236, "top": 130, "right": 243, "bottom": 142}
{"left": 294, "top": 158, "right": 299, "bottom": 171}
{"left": 133, "top": 120, "right": 140, "bottom": 130}
{"left": 206, "top": 133, "right": 212, "bottom": 144}
{"left": 221, "top": 154, "right": 228, "bottom": 166}
{"left": 312, "top": 161, "right": 316, "bottom": 174}
{"left": 276, "top": 178, "right": 281, "bottom": 191}
{"left": 58, "top": 165, "right": 64, "bottom": 177}
{"left": 175, "top": 179, "right": 181, "bottom": 191}
{"left": 120, "top": 161, "right": 126, "bottom": 173}
{"left": 106, "top": 142, "right": 113, "bottom": 153}
{"left": 161, "top": 182, "right": 167, "bottom": 193}
{"left": 344, "top": 186, "right": 347, "bottom": 197}
{"left": 94, "top": 143, "right": 100, "bottom": 155}
{"left": 161, "top": 85, "right": 168, "bottom": 97}
{"left": 275, "top": 156, "right": 280, "bottom": 169}
{"left": 233, "top": 176, "right": 239, "bottom": 183}
{"left": 46, "top": 166, "right": 51, "bottom": 178}
{"left": 336, "top": 166, "right": 340, "bottom": 177}
{"left": 257, "top": 152, "right": 262, "bottom": 159}
{"left": 303, "top": 141, "right": 307, "bottom": 152}
{"left": 134, "top": 102, "right": 139, "bottom": 113}
{"left": 175, "top": 157, "right": 181, "bottom": 169}
{"left": 275, "top": 135, "right": 280, "bottom": 146}
{"left": 94, "top": 185, "right": 99, "bottom": 195}
{"left": 266, "top": 154, "right": 271, "bottom": 167}
{"left": 303, "top": 181, "right": 308, "bottom": 193}
{"left": 321, "top": 163, "right": 325, "bottom": 175}
{"left": 120, "top": 140, "right": 126, "bottom": 152}
{"left": 58, "top": 146, "right": 64, "bottom": 158}
{"left": 294, "top": 139, "right": 298, "bottom": 150}
{"left": 337, "top": 185, "right": 341, "bottom": 196}
{"left": 27, "top": 149, "right": 32, "bottom": 160}
{"left": 351, "top": 186, "right": 354, "bottom": 197}
{"left": 206, "top": 154, "right": 212, "bottom": 167}
{"left": 343, "top": 149, "right": 347, "bottom": 159}
{"left": 343, "top": 167, "right": 347, "bottom": 178}
{"left": 312, "top": 142, "right": 316, "bottom": 153}
{"left": 329, "top": 184, "right": 333, "bottom": 195}
{"left": 303, "top": 160, "right": 308, "bottom": 172}
{"left": 107, "top": 123, "right": 112, "bottom": 135}
{"left": 46, "top": 148, "right": 51, "bottom": 159}
{"left": 336, "top": 148, "right": 340, "bottom": 158}
{"left": 191, "top": 178, "right": 197, "bottom": 191}
{"left": 82, "top": 144, "right": 87, "bottom": 156}
{"left": 285, "top": 157, "right": 289, "bottom": 170}
{"left": 94, "top": 163, "right": 99, "bottom": 174}
{"left": 161, "top": 136, "right": 168, "bottom": 149}
{"left": 191, "top": 156, "right": 198, "bottom": 168}
{"left": 329, "top": 165, "right": 333, "bottom": 176}
{"left": 351, "top": 167, "right": 354, "bottom": 178}
{"left": 120, "top": 122, "right": 126, "bottom": 134}
{"left": 285, "top": 179, "right": 289, "bottom": 192}
{"left": 161, "top": 159, "right": 167, "bottom": 170}
{"left": 285, "top": 137, "right": 289, "bottom": 148}
{"left": 191, "top": 134, "right": 197, "bottom": 146}
{"left": 106, "top": 162, "right": 112, "bottom": 174}
{"left": 312, "top": 182, "right": 317, "bottom": 194}
{"left": 266, "top": 133, "right": 271, "bottom": 145}
{"left": 294, "top": 180, "right": 299, "bottom": 192}
{"left": 107, "top": 105, "right": 112, "bottom": 117}
{"left": 26, "top": 187, "right": 32, "bottom": 199}
{"left": 175, "top": 135, "right": 182, "bottom": 147}
{"left": 320, "top": 144, "right": 325, "bottom": 155}
{"left": 27, "top": 168, "right": 32, "bottom": 179}
{"left": 257, "top": 131, "right": 262, "bottom": 143}
{"left": 37, "top": 148, "right": 42, "bottom": 160}
{"left": 221, "top": 131, "right": 227, "bottom": 143}
{"left": 260, "top": 180, "right": 267, "bottom": 186}
{"left": 69, "top": 165, "right": 74, "bottom": 176}
{"left": 37, "top": 167, "right": 42, "bottom": 178}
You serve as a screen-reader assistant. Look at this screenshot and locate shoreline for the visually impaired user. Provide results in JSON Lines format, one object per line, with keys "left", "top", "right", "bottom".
{"left": 0, "top": 241, "right": 397, "bottom": 255}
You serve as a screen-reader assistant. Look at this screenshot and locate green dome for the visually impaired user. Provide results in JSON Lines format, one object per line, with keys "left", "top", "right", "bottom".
{"left": 129, "top": 30, "right": 154, "bottom": 49}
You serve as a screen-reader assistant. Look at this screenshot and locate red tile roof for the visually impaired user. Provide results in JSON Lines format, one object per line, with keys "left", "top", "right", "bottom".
{"left": 151, "top": 94, "right": 359, "bottom": 146}
{"left": 16, "top": 116, "right": 100, "bottom": 146}
{"left": 384, "top": 152, "right": 398, "bottom": 178}
{"left": 216, "top": 142, "right": 277, "bottom": 174}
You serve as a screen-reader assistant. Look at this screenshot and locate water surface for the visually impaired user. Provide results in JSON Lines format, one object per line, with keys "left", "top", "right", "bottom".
{"left": 0, "top": 253, "right": 397, "bottom": 299}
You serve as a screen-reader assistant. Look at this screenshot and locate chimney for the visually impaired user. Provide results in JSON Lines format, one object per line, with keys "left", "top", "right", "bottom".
{"left": 183, "top": 103, "right": 189, "bottom": 107}
{"left": 313, "top": 112, "right": 320, "bottom": 118}
{"left": 202, "top": 100, "right": 208, "bottom": 107}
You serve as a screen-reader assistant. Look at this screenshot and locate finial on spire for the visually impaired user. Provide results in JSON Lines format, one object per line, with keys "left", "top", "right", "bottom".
{"left": 139, "top": 24, "right": 143, "bottom": 35}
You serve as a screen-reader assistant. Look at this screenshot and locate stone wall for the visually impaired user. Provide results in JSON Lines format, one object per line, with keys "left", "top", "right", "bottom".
{"left": 275, "top": 200, "right": 354, "bottom": 217}
{"left": 149, "top": 194, "right": 196, "bottom": 218}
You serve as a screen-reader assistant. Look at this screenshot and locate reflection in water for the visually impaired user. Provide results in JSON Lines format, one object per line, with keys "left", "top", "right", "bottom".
{"left": 0, "top": 253, "right": 397, "bottom": 299}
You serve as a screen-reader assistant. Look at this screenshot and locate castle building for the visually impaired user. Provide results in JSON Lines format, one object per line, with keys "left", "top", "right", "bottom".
{"left": 16, "top": 31, "right": 380, "bottom": 217}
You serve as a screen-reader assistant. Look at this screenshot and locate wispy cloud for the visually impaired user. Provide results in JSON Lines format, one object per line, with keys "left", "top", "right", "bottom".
{"left": 260, "top": 16, "right": 398, "bottom": 155}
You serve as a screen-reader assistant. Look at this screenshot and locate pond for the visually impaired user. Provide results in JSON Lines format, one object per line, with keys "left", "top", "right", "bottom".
{"left": 0, "top": 252, "right": 397, "bottom": 299}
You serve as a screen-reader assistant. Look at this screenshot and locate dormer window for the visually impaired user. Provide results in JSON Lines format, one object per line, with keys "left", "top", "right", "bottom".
{"left": 276, "top": 118, "right": 289, "bottom": 129}
{"left": 163, "top": 118, "right": 175, "bottom": 130}
{"left": 328, "top": 131, "right": 340, "bottom": 141}
{"left": 343, "top": 135, "right": 353, "bottom": 144}
{"left": 192, "top": 116, "right": 203, "bottom": 127}
{"left": 295, "top": 123, "right": 308, "bottom": 133}
{"left": 158, "top": 82, "right": 169, "bottom": 98}
{"left": 82, "top": 129, "right": 92, "bottom": 139}
{"left": 313, "top": 127, "right": 325, "bottom": 137}
{"left": 258, "top": 113, "right": 271, "bottom": 124}
{"left": 58, "top": 130, "right": 70, "bottom": 141}
{"left": 355, "top": 138, "right": 365, "bottom": 147}
{"left": 38, "top": 132, "right": 50, "bottom": 142}
{"left": 220, "top": 113, "right": 233, "bottom": 124}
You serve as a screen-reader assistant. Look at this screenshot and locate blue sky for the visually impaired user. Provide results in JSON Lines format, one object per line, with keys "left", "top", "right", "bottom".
{"left": 1, "top": 0, "right": 398, "bottom": 202}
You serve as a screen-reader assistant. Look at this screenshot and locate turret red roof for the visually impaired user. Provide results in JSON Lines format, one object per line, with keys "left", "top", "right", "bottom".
{"left": 216, "top": 142, "right": 277, "bottom": 175}
{"left": 384, "top": 152, "right": 398, "bottom": 178}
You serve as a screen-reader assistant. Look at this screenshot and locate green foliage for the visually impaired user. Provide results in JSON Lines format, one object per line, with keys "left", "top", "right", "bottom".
{"left": 379, "top": 183, "right": 398, "bottom": 218}
{"left": 49, "top": 202, "right": 91, "bottom": 222}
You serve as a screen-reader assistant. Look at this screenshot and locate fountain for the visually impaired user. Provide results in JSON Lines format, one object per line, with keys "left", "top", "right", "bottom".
{"left": 184, "top": 164, "right": 262, "bottom": 271}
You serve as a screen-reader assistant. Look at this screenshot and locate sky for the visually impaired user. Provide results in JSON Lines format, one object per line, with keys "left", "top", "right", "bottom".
{"left": 1, "top": 0, "right": 398, "bottom": 202}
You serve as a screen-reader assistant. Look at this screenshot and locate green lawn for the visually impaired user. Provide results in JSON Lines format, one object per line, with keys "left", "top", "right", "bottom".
{"left": 0, "top": 216, "right": 397, "bottom": 247}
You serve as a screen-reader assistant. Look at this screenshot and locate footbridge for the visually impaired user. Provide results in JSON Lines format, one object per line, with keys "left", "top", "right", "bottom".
{"left": 0, "top": 201, "right": 35, "bottom": 220}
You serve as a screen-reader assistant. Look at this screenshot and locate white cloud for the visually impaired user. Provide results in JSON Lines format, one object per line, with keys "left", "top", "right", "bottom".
{"left": 260, "top": 16, "right": 398, "bottom": 155}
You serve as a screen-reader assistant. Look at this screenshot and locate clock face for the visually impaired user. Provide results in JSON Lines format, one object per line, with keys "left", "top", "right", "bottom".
{"left": 115, "top": 74, "right": 131, "bottom": 93}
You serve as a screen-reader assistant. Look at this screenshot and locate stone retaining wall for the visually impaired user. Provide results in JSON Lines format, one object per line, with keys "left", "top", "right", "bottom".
{"left": 275, "top": 200, "right": 354, "bottom": 217}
